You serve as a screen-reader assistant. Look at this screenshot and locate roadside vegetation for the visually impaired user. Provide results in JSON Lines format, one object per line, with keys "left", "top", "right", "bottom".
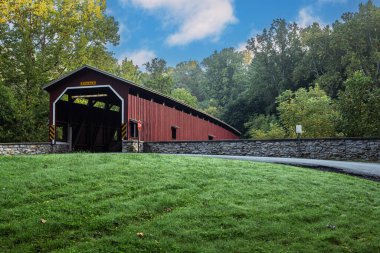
{"left": 1, "top": 154, "right": 379, "bottom": 252}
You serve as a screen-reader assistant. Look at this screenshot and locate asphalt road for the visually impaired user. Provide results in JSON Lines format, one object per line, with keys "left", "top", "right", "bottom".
{"left": 179, "top": 154, "right": 380, "bottom": 181}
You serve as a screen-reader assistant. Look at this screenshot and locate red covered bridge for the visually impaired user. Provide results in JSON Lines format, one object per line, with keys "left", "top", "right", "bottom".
{"left": 43, "top": 65, "right": 240, "bottom": 152}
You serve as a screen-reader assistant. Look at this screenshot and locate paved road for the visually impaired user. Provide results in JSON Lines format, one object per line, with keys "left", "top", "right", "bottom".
{"left": 180, "top": 154, "right": 380, "bottom": 181}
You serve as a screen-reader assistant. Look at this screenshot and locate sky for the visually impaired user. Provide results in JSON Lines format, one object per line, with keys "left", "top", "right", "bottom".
{"left": 106, "top": 0, "right": 379, "bottom": 68}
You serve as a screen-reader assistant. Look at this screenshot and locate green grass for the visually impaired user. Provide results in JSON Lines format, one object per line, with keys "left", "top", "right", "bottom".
{"left": 0, "top": 153, "right": 379, "bottom": 253}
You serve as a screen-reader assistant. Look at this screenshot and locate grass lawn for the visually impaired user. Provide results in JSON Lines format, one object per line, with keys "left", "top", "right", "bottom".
{"left": 0, "top": 153, "right": 379, "bottom": 253}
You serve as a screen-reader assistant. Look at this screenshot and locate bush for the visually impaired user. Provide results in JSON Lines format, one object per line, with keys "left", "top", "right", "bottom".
{"left": 245, "top": 114, "right": 286, "bottom": 139}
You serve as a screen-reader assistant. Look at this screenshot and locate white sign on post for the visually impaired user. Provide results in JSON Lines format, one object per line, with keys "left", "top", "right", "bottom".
{"left": 296, "top": 125, "right": 302, "bottom": 134}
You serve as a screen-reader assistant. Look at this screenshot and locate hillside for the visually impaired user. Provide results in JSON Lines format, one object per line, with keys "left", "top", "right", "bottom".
{"left": 1, "top": 154, "right": 379, "bottom": 252}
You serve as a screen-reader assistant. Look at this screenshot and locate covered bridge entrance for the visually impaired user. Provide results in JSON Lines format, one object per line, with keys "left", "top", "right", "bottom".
{"left": 44, "top": 66, "right": 128, "bottom": 152}
{"left": 54, "top": 86, "right": 123, "bottom": 152}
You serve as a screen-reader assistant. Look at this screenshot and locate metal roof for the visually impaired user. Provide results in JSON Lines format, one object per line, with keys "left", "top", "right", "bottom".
{"left": 43, "top": 65, "right": 241, "bottom": 135}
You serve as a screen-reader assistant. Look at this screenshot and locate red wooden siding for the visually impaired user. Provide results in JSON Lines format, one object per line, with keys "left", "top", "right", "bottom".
{"left": 128, "top": 94, "right": 238, "bottom": 141}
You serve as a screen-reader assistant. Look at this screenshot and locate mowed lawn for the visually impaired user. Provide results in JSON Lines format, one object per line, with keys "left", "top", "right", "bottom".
{"left": 0, "top": 154, "right": 379, "bottom": 253}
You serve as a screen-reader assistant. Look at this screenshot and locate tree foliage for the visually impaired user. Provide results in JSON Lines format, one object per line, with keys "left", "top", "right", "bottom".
{"left": 170, "top": 88, "right": 199, "bottom": 108}
{"left": 202, "top": 48, "right": 249, "bottom": 107}
{"left": 244, "top": 115, "right": 286, "bottom": 139}
{"left": 277, "top": 85, "right": 339, "bottom": 138}
{"left": 246, "top": 19, "right": 304, "bottom": 115}
{"left": 0, "top": 83, "right": 17, "bottom": 142}
{"left": 337, "top": 71, "right": 380, "bottom": 137}
{"left": 200, "top": 99, "right": 222, "bottom": 118}
{"left": 228, "top": 1, "right": 380, "bottom": 137}
{"left": 143, "top": 58, "right": 174, "bottom": 95}
{"left": 294, "top": 1, "right": 380, "bottom": 98}
{"left": 172, "top": 61, "right": 206, "bottom": 101}
{"left": 117, "top": 58, "right": 142, "bottom": 83}
{"left": 0, "top": 0, "right": 119, "bottom": 141}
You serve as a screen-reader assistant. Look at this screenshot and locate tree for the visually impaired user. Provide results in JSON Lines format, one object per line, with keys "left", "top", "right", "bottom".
{"left": 117, "top": 58, "right": 142, "bottom": 83}
{"left": 337, "top": 71, "right": 380, "bottom": 137}
{"left": 333, "top": 1, "right": 380, "bottom": 82}
{"left": 172, "top": 60, "right": 206, "bottom": 101}
{"left": 223, "top": 19, "right": 305, "bottom": 133}
{"left": 277, "top": 85, "right": 339, "bottom": 138}
{"left": 220, "top": 93, "right": 252, "bottom": 132}
{"left": 245, "top": 19, "right": 304, "bottom": 115}
{"left": 0, "top": 83, "right": 17, "bottom": 142}
{"left": 295, "top": 23, "right": 344, "bottom": 98}
{"left": 200, "top": 99, "right": 222, "bottom": 118}
{"left": 202, "top": 48, "right": 248, "bottom": 107}
{"left": 0, "top": 0, "right": 119, "bottom": 141}
{"left": 143, "top": 58, "right": 174, "bottom": 94}
{"left": 294, "top": 1, "right": 380, "bottom": 98}
{"left": 244, "top": 114, "right": 286, "bottom": 139}
{"left": 171, "top": 88, "right": 198, "bottom": 108}
{"left": 203, "top": 106, "right": 221, "bottom": 118}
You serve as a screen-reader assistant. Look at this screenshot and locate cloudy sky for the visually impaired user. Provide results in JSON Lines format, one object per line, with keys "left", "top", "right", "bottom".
{"left": 107, "top": 0, "right": 379, "bottom": 68}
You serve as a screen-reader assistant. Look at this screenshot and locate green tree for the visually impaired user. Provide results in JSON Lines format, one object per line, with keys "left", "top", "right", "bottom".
{"left": 334, "top": 1, "right": 380, "bottom": 82}
{"left": 246, "top": 19, "right": 304, "bottom": 115}
{"left": 171, "top": 88, "right": 198, "bottom": 108}
{"left": 220, "top": 93, "right": 252, "bottom": 132}
{"left": 143, "top": 58, "right": 174, "bottom": 95}
{"left": 117, "top": 58, "right": 142, "bottom": 83}
{"left": 294, "top": 23, "right": 344, "bottom": 97}
{"left": 238, "top": 2, "right": 380, "bottom": 137}
{"left": 200, "top": 99, "right": 222, "bottom": 118}
{"left": 338, "top": 71, "right": 380, "bottom": 137}
{"left": 172, "top": 60, "right": 206, "bottom": 101}
{"left": 244, "top": 114, "right": 286, "bottom": 139}
{"left": 203, "top": 106, "right": 221, "bottom": 118}
{"left": 277, "top": 85, "right": 339, "bottom": 138}
{"left": 0, "top": 0, "right": 119, "bottom": 141}
{"left": 0, "top": 83, "right": 17, "bottom": 142}
{"left": 202, "top": 48, "right": 248, "bottom": 107}
{"left": 295, "top": 1, "right": 380, "bottom": 98}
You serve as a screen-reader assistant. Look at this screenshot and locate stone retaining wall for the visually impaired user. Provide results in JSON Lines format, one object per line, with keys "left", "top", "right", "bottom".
{"left": 144, "top": 138, "right": 380, "bottom": 161}
{"left": 2, "top": 138, "right": 379, "bottom": 161}
{"left": 0, "top": 142, "right": 70, "bottom": 155}
{"left": 122, "top": 140, "right": 144, "bottom": 153}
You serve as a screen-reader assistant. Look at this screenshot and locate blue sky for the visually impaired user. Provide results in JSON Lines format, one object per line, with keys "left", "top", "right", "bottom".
{"left": 106, "top": 0, "right": 379, "bottom": 68}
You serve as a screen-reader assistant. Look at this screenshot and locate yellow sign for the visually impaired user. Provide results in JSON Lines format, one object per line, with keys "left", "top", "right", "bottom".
{"left": 80, "top": 81, "right": 96, "bottom": 86}
{"left": 49, "top": 125, "right": 55, "bottom": 141}
{"left": 122, "top": 123, "right": 127, "bottom": 140}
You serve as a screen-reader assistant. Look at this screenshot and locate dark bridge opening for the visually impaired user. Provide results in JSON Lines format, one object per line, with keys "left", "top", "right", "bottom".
{"left": 54, "top": 86, "right": 122, "bottom": 152}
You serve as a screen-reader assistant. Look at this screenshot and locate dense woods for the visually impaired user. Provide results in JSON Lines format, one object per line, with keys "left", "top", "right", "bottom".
{"left": 0, "top": 0, "right": 379, "bottom": 142}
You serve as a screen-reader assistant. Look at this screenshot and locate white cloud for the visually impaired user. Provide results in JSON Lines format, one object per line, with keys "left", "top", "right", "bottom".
{"left": 119, "top": 23, "right": 126, "bottom": 35}
{"left": 120, "top": 0, "right": 237, "bottom": 46}
{"left": 296, "top": 0, "right": 347, "bottom": 28}
{"left": 118, "top": 49, "right": 156, "bottom": 68}
{"left": 297, "top": 7, "right": 323, "bottom": 28}
{"left": 118, "top": 23, "right": 128, "bottom": 41}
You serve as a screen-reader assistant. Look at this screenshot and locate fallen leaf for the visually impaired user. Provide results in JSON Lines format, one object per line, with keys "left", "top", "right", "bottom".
{"left": 40, "top": 219, "right": 47, "bottom": 224}
{"left": 326, "top": 224, "right": 336, "bottom": 230}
